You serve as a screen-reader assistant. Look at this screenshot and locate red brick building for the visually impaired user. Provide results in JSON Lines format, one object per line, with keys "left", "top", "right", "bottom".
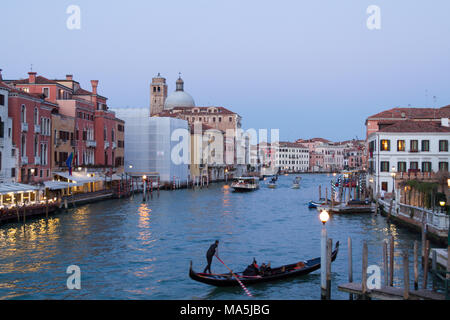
{"left": 5, "top": 83, "right": 58, "bottom": 183}
{"left": 5, "top": 72, "right": 124, "bottom": 173}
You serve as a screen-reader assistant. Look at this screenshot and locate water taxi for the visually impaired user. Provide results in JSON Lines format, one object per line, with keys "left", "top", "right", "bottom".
{"left": 231, "top": 177, "right": 260, "bottom": 192}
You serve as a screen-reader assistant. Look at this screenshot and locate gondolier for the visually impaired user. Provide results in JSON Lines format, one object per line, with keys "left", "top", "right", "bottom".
{"left": 203, "top": 240, "right": 219, "bottom": 274}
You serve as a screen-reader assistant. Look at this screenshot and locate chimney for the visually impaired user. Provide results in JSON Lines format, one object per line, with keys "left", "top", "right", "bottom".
{"left": 441, "top": 118, "right": 449, "bottom": 127}
{"left": 66, "top": 74, "right": 73, "bottom": 81}
{"left": 90, "top": 80, "right": 99, "bottom": 95}
{"left": 28, "top": 72, "right": 37, "bottom": 84}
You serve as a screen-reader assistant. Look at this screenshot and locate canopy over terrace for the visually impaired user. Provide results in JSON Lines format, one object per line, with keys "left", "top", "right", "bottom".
{"left": 52, "top": 172, "right": 105, "bottom": 195}
{"left": 0, "top": 183, "right": 41, "bottom": 208}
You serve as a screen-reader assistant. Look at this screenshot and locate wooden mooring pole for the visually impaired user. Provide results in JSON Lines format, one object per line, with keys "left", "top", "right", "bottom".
{"left": 362, "top": 241, "right": 368, "bottom": 299}
{"left": 403, "top": 251, "right": 409, "bottom": 300}
{"left": 389, "top": 236, "right": 394, "bottom": 287}
{"left": 348, "top": 237, "right": 353, "bottom": 300}
{"left": 326, "top": 238, "right": 332, "bottom": 300}
{"left": 414, "top": 241, "right": 419, "bottom": 290}
{"left": 383, "top": 240, "right": 388, "bottom": 287}
{"left": 432, "top": 249, "right": 437, "bottom": 291}
{"left": 422, "top": 240, "right": 430, "bottom": 289}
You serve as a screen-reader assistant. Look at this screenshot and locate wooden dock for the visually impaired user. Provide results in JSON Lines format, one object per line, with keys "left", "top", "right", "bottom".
{"left": 338, "top": 282, "right": 445, "bottom": 300}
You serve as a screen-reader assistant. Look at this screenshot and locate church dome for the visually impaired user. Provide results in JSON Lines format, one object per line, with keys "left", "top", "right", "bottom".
{"left": 164, "top": 76, "right": 195, "bottom": 110}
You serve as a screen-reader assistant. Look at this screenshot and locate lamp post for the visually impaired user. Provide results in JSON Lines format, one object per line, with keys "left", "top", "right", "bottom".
{"left": 390, "top": 166, "right": 396, "bottom": 200}
{"left": 142, "top": 175, "right": 147, "bottom": 201}
{"left": 320, "top": 209, "right": 329, "bottom": 300}
{"left": 439, "top": 200, "right": 446, "bottom": 213}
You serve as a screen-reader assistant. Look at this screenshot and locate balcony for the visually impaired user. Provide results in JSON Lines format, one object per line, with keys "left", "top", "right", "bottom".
{"left": 34, "top": 156, "right": 41, "bottom": 165}
{"left": 112, "top": 141, "right": 117, "bottom": 149}
{"left": 70, "top": 140, "right": 76, "bottom": 147}
{"left": 34, "top": 124, "right": 41, "bottom": 134}
{"left": 21, "top": 122, "right": 28, "bottom": 132}
{"left": 21, "top": 156, "right": 28, "bottom": 165}
{"left": 86, "top": 140, "right": 97, "bottom": 148}
{"left": 104, "top": 141, "right": 110, "bottom": 149}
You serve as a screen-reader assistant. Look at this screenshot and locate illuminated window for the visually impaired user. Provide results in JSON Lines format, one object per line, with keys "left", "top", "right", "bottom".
{"left": 380, "top": 140, "right": 390, "bottom": 151}
{"left": 397, "top": 140, "right": 405, "bottom": 151}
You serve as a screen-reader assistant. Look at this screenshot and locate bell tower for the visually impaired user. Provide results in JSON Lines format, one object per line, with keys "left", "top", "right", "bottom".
{"left": 150, "top": 73, "right": 168, "bottom": 116}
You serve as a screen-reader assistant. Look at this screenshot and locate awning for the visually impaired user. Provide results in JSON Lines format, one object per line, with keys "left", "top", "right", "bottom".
{"left": 0, "top": 183, "right": 40, "bottom": 195}
{"left": 53, "top": 171, "right": 104, "bottom": 183}
{"left": 44, "top": 181, "right": 83, "bottom": 190}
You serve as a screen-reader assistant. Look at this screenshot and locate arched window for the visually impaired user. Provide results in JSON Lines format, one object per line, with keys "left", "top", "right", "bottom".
{"left": 34, "top": 136, "right": 38, "bottom": 156}
{"left": 111, "top": 129, "right": 115, "bottom": 142}
{"left": 34, "top": 107, "right": 39, "bottom": 125}
{"left": 21, "top": 135, "right": 26, "bottom": 157}
{"left": 21, "top": 105, "right": 26, "bottom": 123}
{"left": 0, "top": 117, "right": 4, "bottom": 138}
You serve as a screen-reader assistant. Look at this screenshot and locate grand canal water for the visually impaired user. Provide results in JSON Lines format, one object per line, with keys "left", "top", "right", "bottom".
{"left": 0, "top": 174, "right": 432, "bottom": 300}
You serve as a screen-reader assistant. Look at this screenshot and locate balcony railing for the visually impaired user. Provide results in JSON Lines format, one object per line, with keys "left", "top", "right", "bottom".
{"left": 21, "top": 122, "right": 28, "bottom": 132}
{"left": 86, "top": 140, "right": 97, "bottom": 148}
{"left": 21, "top": 156, "right": 28, "bottom": 165}
{"left": 104, "top": 141, "right": 110, "bottom": 149}
{"left": 34, "top": 156, "right": 41, "bottom": 165}
{"left": 112, "top": 141, "right": 117, "bottom": 149}
{"left": 34, "top": 124, "right": 41, "bottom": 134}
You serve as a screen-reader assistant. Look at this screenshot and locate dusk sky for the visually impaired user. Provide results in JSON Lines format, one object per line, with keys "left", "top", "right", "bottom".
{"left": 2, "top": 0, "right": 450, "bottom": 142}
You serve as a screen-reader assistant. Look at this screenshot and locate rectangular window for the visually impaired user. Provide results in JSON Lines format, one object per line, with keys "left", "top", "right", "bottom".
{"left": 0, "top": 94, "right": 4, "bottom": 106}
{"left": 381, "top": 181, "right": 388, "bottom": 192}
{"left": 439, "top": 140, "right": 448, "bottom": 152}
{"left": 410, "top": 140, "right": 419, "bottom": 152}
{"left": 409, "top": 161, "right": 419, "bottom": 170}
{"left": 421, "top": 140, "right": 430, "bottom": 152}
{"left": 421, "top": 162, "right": 432, "bottom": 172}
{"left": 380, "top": 140, "right": 390, "bottom": 151}
{"left": 380, "top": 161, "right": 390, "bottom": 172}
{"left": 397, "top": 161, "right": 407, "bottom": 172}
{"left": 397, "top": 140, "right": 405, "bottom": 151}
{"left": 42, "top": 88, "right": 49, "bottom": 98}
{"left": 439, "top": 162, "right": 448, "bottom": 171}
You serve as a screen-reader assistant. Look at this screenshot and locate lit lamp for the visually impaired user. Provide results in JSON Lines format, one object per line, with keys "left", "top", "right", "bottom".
{"left": 319, "top": 209, "right": 329, "bottom": 300}
{"left": 142, "top": 175, "right": 147, "bottom": 202}
{"left": 440, "top": 200, "right": 446, "bottom": 213}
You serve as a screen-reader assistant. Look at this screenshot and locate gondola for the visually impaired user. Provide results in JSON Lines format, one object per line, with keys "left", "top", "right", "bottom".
{"left": 189, "top": 242, "right": 339, "bottom": 287}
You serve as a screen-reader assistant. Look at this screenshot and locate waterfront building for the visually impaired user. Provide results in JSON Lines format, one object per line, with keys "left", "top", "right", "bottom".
{"left": 5, "top": 72, "right": 125, "bottom": 172}
{"left": 367, "top": 119, "right": 450, "bottom": 196}
{"left": 150, "top": 74, "right": 247, "bottom": 176}
{"left": 0, "top": 78, "right": 18, "bottom": 182}
{"left": 51, "top": 113, "right": 75, "bottom": 171}
{"left": 114, "top": 107, "right": 189, "bottom": 185}
{"left": 276, "top": 142, "right": 309, "bottom": 173}
{"left": 365, "top": 105, "right": 450, "bottom": 139}
{"left": 3, "top": 74, "right": 57, "bottom": 183}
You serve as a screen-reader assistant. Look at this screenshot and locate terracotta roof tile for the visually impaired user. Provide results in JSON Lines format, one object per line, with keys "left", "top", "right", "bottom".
{"left": 378, "top": 120, "right": 450, "bottom": 133}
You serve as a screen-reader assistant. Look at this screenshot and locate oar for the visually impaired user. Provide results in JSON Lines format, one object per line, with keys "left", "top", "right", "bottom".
{"left": 215, "top": 255, "right": 253, "bottom": 298}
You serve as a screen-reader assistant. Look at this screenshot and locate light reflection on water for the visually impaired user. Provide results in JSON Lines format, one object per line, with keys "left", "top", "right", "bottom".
{"left": 0, "top": 174, "right": 436, "bottom": 299}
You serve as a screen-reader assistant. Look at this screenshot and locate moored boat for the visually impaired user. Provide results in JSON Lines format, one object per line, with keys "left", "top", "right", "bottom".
{"left": 189, "top": 242, "right": 339, "bottom": 287}
{"left": 231, "top": 177, "right": 260, "bottom": 192}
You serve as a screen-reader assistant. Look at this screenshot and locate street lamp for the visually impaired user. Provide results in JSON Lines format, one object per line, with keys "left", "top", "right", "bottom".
{"left": 319, "top": 209, "right": 329, "bottom": 299}
{"left": 440, "top": 200, "right": 446, "bottom": 213}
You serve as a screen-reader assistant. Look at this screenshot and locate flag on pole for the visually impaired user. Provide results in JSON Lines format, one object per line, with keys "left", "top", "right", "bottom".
{"left": 66, "top": 152, "right": 74, "bottom": 176}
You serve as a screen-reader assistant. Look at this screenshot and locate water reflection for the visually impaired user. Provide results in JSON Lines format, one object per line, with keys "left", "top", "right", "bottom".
{"left": 0, "top": 174, "right": 434, "bottom": 299}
